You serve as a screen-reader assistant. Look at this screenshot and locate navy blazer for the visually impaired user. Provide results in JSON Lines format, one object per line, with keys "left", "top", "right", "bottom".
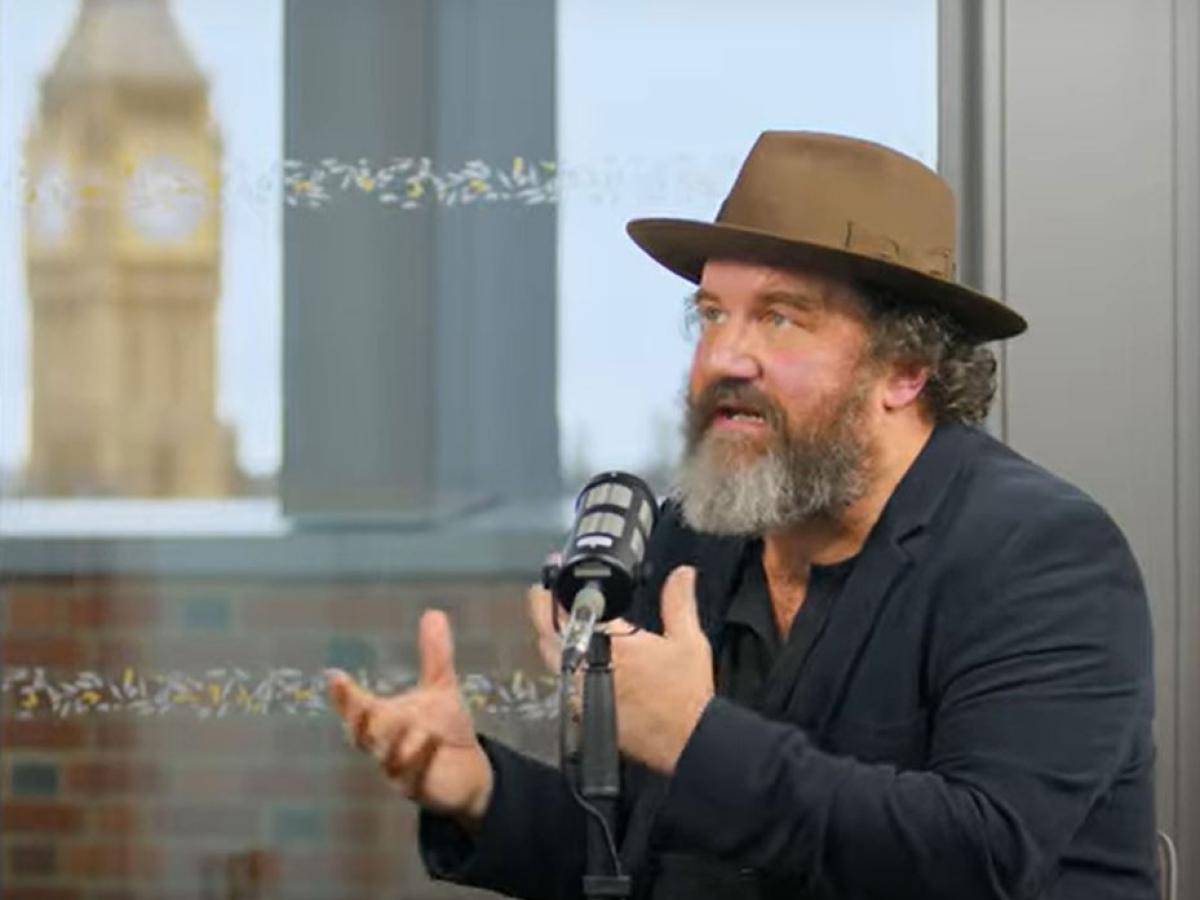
{"left": 422, "top": 423, "right": 1157, "bottom": 899}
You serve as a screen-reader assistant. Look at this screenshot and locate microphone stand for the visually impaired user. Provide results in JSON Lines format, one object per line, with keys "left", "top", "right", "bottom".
{"left": 578, "top": 629, "right": 631, "bottom": 899}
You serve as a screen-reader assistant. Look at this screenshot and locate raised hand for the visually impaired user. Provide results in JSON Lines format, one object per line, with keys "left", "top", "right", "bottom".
{"left": 326, "top": 609, "right": 494, "bottom": 828}
{"left": 607, "top": 566, "right": 715, "bottom": 773}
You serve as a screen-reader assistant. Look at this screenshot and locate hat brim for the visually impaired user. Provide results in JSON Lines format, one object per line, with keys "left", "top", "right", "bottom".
{"left": 626, "top": 218, "right": 1027, "bottom": 343}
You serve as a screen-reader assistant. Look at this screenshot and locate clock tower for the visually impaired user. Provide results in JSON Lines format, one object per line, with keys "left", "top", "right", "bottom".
{"left": 23, "top": 0, "right": 236, "bottom": 497}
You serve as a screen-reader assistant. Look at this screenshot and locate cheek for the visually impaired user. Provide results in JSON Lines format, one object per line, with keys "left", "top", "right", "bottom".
{"left": 686, "top": 348, "right": 707, "bottom": 397}
{"left": 760, "top": 357, "right": 828, "bottom": 407}
{"left": 761, "top": 353, "right": 868, "bottom": 425}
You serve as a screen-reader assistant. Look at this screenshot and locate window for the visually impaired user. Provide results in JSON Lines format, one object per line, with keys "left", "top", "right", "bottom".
{"left": 0, "top": 2, "right": 936, "bottom": 896}
{"left": 0, "top": 0, "right": 282, "bottom": 509}
{"left": 558, "top": 0, "right": 938, "bottom": 484}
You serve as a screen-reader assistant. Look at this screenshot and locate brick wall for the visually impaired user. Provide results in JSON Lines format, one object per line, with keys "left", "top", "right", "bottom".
{"left": 1, "top": 574, "right": 558, "bottom": 899}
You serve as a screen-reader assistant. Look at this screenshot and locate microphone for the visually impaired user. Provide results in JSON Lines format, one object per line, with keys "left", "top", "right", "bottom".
{"left": 542, "top": 472, "right": 659, "bottom": 671}
{"left": 558, "top": 582, "right": 605, "bottom": 673}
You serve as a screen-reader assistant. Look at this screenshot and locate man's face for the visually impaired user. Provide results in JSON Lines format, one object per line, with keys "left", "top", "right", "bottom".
{"left": 674, "top": 259, "right": 881, "bottom": 535}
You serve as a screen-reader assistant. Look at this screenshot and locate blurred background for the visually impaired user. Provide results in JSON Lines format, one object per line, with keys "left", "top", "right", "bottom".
{"left": 0, "top": 0, "right": 1196, "bottom": 897}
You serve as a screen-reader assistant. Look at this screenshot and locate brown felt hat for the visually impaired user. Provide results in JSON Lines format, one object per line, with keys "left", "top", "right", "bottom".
{"left": 626, "top": 131, "right": 1026, "bottom": 342}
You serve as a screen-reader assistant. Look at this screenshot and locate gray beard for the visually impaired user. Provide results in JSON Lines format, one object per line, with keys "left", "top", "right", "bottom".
{"left": 671, "top": 387, "right": 871, "bottom": 537}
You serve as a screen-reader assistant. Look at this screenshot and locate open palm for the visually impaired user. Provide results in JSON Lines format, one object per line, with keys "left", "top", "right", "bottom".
{"left": 327, "top": 610, "right": 493, "bottom": 821}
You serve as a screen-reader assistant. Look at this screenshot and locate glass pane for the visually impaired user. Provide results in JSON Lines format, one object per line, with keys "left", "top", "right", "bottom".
{"left": 558, "top": 0, "right": 937, "bottom": 485}
{"left": 0, "top": 0, "right": 282, "bottom": 509}
{"left": 1, "top": 1, "right": 937, "bottom": 897}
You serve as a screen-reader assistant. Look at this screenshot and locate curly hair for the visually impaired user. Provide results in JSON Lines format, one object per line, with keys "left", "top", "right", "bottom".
{"left": 857, "top": 284, "right": 998, "bottom": 426}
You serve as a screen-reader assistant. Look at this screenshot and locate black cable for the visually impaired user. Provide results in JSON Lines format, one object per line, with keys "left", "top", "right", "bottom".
{"left": 558, "top": 666, "right": 625, "bottom": 879}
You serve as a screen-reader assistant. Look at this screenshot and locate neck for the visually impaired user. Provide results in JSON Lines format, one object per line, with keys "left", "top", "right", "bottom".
{"left": 762, "top": 417, "right": 934, "bottom": 581}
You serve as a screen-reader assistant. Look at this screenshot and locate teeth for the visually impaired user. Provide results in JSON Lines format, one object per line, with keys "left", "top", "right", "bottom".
{"left": 729, "top": 413, "right": 762, "bottom": 422}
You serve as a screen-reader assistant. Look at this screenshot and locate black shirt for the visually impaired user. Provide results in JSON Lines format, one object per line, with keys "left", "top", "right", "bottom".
{"left": 717, "top": 543, "right": 858, "bottom": 715}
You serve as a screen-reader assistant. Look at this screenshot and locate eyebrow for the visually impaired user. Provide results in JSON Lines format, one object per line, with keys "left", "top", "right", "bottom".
{"left": 687, "top": 287, "right": 824, "bottom": 311}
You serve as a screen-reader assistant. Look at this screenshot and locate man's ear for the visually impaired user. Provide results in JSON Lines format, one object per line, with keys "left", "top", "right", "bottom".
{"left": 881, "top": 360, "right": 930, "bottom": 412}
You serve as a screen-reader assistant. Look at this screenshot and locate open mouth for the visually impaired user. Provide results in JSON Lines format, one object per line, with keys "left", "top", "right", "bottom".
{"left": 686, "top": 382, "right": 778, "bottom": 446}
{"left": 713, "top": 404, "right": 768, "bottom": 428}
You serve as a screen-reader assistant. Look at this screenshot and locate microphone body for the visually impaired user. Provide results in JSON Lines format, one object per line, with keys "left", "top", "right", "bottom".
{"left": 544, "top": 475, "right": 646, "bottom": 898}
{"left": 543, "top": 472, "right": 659, "bottom": 668}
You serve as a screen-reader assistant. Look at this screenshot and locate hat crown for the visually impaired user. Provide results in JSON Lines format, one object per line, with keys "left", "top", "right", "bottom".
{"left": 717, "top": 131, "right": 957, "bottom": 280}
{"left": 624, "top": 129, "right": 1027, "bottom": 341}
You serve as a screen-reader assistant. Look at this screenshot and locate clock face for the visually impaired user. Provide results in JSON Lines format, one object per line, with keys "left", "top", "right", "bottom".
{"left": 29, "top": 159, "right": 77, "bottom": 245}
{"left": 124, "top": 154, "right": 209, "bottom": 243}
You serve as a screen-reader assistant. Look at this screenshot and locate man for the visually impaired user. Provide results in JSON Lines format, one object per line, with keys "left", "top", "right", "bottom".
{"left": 327, "top": 132, "right": 1157, "bottom": 899}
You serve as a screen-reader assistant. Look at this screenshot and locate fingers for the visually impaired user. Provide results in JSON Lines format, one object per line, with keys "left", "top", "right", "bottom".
{"left": 527, "top": 583, "right": 563, "bottom": 672}
{"left": 530, "top": 549, "right": 568, "bottom": 673}
{"left": 350, "top": 689, "right": 438, "bottom": 784}
{"left": 418, "top": 609, "right": 458, "bottom": 689}
{"left": 365, "top": 698, "right": 412, "bottom": 761}
{"left": 325, "top": 668, "right": 358, "bottom": 718}
{"left": 328, "top": 637, "right": 475, "bottom": 806}
{"left": 329, "top": 667, "right": 423, "bottom": 750}
{"left": 326, "top": 669, "right": 374, "bottom": 749}
{"left": 384, "top": 727, "right": 440, "bottom": 797}
{"left": 660, "top": 566, "right": 702, "bottom": 640}
{"left": 527, "top": 582, "right": 557, "bottom": 641}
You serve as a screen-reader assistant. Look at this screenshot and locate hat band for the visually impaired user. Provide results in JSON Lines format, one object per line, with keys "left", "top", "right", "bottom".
{"left": 843, "top": 221, "right": 954, "bottom": 280}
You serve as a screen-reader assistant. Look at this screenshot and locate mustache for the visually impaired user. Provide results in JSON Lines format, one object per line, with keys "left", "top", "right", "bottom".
{"left": 685, "top": 379, "right": 786, "bottom": 444}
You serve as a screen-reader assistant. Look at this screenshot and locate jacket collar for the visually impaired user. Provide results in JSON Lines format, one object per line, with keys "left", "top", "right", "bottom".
{"left": 875, "top": 421, "right": 981, "bottom": 548}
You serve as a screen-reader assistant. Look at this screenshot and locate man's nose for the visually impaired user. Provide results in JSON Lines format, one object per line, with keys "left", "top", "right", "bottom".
{"left": 701, "top": 322, "right": 761, "bottom": 381}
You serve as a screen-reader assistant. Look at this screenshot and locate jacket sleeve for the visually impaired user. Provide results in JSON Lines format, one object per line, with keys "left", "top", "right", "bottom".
{"left": 653, "top": 496, "right": 1154, "bottom": 899}
{"left": 418, "top": 500, "right": 703, "bottom": 899}
{"left": 419, "top": 735, "right": 589, "bottom": 900}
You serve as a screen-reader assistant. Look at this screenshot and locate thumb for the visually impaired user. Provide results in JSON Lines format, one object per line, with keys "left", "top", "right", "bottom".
{"left": 418, "top": 609, "right": 459, "bottom": 688}
{"left": 660, "top": 566, "right": 702, "bottom": 640}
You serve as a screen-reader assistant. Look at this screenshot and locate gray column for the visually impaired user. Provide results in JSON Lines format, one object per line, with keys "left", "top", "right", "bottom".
{"left": 429, "top": 0, "right": 559, "bottom": 505}
{"left": 282, "top": 0, "right": 558, "bottom": 522}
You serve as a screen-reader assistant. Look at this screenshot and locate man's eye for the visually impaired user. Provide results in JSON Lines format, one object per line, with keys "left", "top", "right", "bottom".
{"left": 685, "top": 305, "right": 723, "bottom": 336}
{"left": 765, "top": 310, "right": 794, "bottom": 328}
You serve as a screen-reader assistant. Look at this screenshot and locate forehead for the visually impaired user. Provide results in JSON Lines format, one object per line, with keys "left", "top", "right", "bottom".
{"left": 697, "top": 258, "right": 857, "bottom": 306}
